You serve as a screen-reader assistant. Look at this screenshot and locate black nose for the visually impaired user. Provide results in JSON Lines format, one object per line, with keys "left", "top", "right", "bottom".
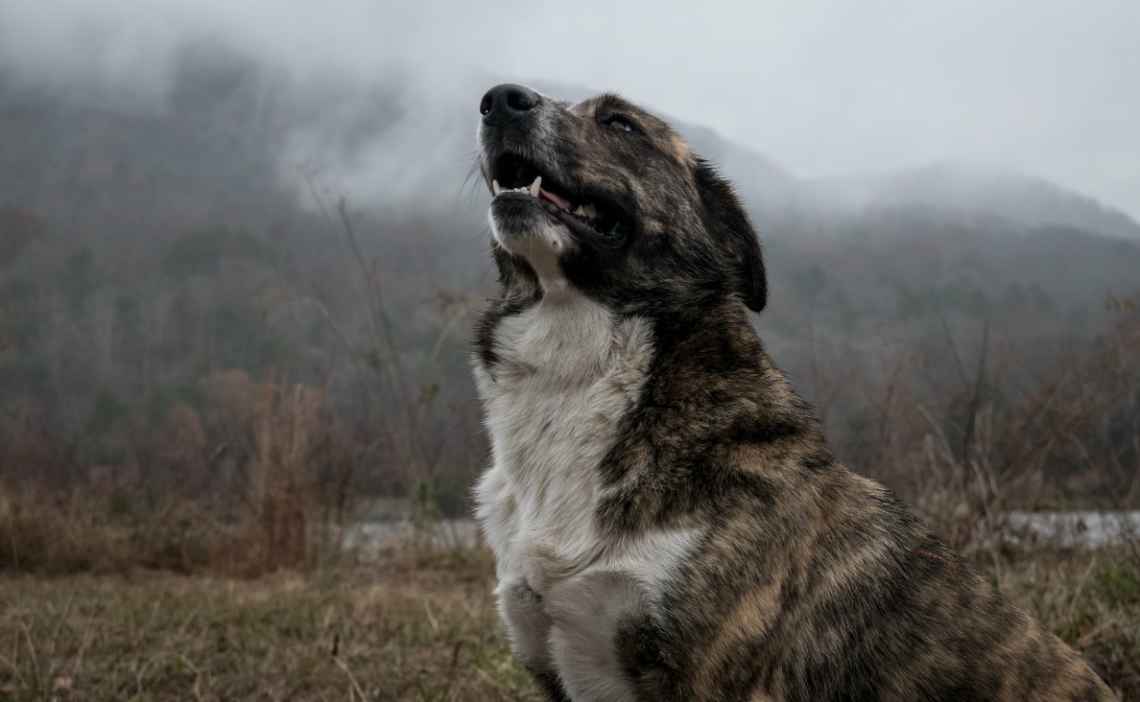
{"left": 480, "top": 83, "right": 541, "bottom": 126}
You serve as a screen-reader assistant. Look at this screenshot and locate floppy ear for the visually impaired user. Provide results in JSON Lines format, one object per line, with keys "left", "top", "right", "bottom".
{"left": 693, "top": 159, "right": 767, "bottom": 312}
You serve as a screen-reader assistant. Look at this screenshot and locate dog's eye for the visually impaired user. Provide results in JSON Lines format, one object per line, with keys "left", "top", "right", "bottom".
{"left": 603, "top": 220, "right": 629, "bottom": 241}
{"left": 601, "top": 114, "right": 638, "bottom": 134}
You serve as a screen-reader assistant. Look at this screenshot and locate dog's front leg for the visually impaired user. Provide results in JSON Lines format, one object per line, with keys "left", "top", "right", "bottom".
{"left": 544, "top": 570, "right": 651, "bottom": 702}
{"left": 498, "top": 578, "right": 570, "bottom": 701}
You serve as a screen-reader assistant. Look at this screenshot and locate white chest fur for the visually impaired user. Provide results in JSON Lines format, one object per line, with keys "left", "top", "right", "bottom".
{"left": 474, "top": 293, "right": 702, "bottom": 590}
{"left": 474, "top": 294, "right": 653, "bottom": 579}
{"left": 474, "top": 293, "right": 702, "bottom": 700}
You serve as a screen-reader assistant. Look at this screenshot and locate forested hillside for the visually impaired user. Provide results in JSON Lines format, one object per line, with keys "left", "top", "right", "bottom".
{"left": 2, "top": 45, "right": 1138, "bottom": 524}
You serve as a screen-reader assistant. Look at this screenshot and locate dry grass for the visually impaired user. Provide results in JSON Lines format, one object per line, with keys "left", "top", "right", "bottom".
{"left": 0, "top": 549, "right": 540, "bottom": 702}
{"left": 0, "top": 545, "right": 1136, "bottom": 701}
{"left": 0, "top": 485, "right": 237, "bottom": 576}
{"left": 990, "top": 545, "right": 1140, "bottom": 700}
{"left": 0, "top": 379, "right": 356, "bottom": 578}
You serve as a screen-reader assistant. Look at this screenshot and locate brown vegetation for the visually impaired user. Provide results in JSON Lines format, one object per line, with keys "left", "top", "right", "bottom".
{"left": 1, "top": 372, "right": 360, "bottom": 577}
{"left": 0, "top": 296, "right": 1136, "bottom": 699}
{"left": 0, "top": 550, "right": 541, "bottom": 701}
{"left": 2, "top": 56, "right": 1138, "bottom": 699}
{"left": 0, "top": 544, "right": 1135, "bottom": 701}
{"left": 830, "top": 297, "right": 1140, "bottom": 546}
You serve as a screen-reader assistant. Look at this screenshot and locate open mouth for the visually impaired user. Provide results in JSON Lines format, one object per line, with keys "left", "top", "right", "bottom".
{"left": 488, "top": 154, "right": 632, "bottom": 242}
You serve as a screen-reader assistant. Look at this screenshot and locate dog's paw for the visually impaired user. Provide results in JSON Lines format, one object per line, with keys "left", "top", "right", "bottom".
{"left": 497, "top": 578, "right": 553, "bottom": 669}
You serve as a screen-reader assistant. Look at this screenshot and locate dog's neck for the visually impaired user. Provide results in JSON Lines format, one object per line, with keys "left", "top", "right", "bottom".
{"left": 473, "top": 290, "right": 655, "bottom": 566}
{"left": 479, "top": 290, "right": 775, "bottom": 391}
{"left": 651, "top": 298, "right": 815, "bottom": 432}
{"left": 479, "top": 294, "right": 623, "bottom": 387}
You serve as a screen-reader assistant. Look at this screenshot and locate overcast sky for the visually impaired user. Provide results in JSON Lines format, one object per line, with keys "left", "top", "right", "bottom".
{"left": 2, "top": 0, "right": 1138, "bottom": 217}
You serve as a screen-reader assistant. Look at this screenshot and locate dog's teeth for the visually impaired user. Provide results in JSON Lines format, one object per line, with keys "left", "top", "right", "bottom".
{"left": 580, "top": 203, "right": 597, "bottom": 219}
{"left": 573, "top": 205, "right": 586, "bottom": 217}
{"left": 492, "top": 179, "right": 502, "bottom": 196}
{"left": 529, "top": 176, "right": 542, "bottom": 197}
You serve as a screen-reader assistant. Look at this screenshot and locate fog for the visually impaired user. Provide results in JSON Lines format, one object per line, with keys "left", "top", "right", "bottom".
{"left": 3, "top": 0, "right": 1138, "bottom": 216}
{"left": 4, "top": 7, "right": 1140, "bottom": 693}
{"left": 1, "top": 0, "right": 1138, "bottom": 518}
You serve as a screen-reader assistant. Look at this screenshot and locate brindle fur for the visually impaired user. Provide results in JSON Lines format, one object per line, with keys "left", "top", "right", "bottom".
{"left": 472, "top": 85, "right": 1116, "bottom": 701}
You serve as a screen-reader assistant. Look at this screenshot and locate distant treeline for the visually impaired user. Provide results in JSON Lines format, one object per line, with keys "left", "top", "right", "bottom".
{"left": 1, "top": 51, "right": 1138, "bottom": 529}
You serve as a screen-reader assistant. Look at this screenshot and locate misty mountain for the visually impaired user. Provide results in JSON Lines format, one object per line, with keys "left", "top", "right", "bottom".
{"left": 2, "top": 44, "right": 1139, "bottom": 511}
{"left": 4, "top": 48, "right": 1140, "bottom": 365}
{"left": 6, "top": 48, "right": 1139, "bottom": 244}
{"left": 807, "top": 163, "right": 1140, "bottom": 241}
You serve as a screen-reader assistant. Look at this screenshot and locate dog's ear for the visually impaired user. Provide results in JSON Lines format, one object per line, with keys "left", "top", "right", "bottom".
{"left": 694, "top": 159, "right": 767, "bottom": 312}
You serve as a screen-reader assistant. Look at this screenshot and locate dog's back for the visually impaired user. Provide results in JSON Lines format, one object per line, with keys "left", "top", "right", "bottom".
{"left": 547, "top": 305, "right": 1113, "bottom": 701}
{"left": 659, "top": 438, "right": 1110, "bottom": 701}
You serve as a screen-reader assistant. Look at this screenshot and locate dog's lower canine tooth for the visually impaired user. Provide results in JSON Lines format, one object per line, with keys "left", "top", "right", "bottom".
{"left": 530, "top": 176, "right": 542, "bottom": 197}
{"left": 492, "top": 179, "right": 501, "bottom": 196}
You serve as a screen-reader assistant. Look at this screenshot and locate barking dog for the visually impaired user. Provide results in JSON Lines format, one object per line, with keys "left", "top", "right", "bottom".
{"left": 470, "top": 83, "right": 1116, "bottom": 702}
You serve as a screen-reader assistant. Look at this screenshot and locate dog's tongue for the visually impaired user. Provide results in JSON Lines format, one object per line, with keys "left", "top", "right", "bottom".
{"left": 540, "top": 188, "right": 572, "bottom": 211}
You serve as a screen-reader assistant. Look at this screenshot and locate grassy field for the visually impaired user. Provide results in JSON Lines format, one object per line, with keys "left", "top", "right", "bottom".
{"left": 0, "top": 546, "right": 1137, "bottom": 701}
{"left": 0, "top": 549, "right": 540, "bottom": 702}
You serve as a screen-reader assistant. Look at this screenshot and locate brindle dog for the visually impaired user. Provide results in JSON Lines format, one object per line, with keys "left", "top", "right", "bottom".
{"left": 471, "top": 83, "right": 1116, "bottom": 702}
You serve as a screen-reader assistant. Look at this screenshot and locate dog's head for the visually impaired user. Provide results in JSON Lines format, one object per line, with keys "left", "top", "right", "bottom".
{"left": 478, "top": 83, "right": 766, "bottom": 317}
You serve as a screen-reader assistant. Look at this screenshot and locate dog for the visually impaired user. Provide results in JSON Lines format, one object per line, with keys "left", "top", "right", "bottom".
{"left": 470, "top": 83, "right": 1116, "bottom": 702}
